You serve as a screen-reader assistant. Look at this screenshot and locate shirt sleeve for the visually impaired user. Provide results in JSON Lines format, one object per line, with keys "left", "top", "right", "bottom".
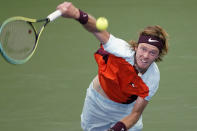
{"left": 144, "top": 79, "right": 159, "bottom": 101}
{"left": 102, "top": 34, "right": 134, "bottom": 58}
{"left": 143, "top": 64, "right": 160, "bottom": 101}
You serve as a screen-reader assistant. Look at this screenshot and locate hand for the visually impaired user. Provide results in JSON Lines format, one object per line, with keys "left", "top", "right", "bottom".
{"left": 107, "top": 121, "right": 127, "bottom": 131}
{"left": 107, "top": 129, "right": 114, "bottom": 131}
{"left": 56, "top": 2, "right": 79, "bottom": 19}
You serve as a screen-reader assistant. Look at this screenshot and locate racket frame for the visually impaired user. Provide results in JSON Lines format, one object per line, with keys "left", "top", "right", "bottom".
{"left": 0, "top": 10, "right": 61, "bottom": 64}
{"left": 0, "top": 17, "right": 49, "bottom": 64}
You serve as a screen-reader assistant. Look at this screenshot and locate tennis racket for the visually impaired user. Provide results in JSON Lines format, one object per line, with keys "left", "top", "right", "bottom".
{"left": 0, "top": 10, "right": 62, "bottom": 64}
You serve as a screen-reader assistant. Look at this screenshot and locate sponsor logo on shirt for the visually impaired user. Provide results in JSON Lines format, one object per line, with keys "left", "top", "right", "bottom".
{"left": 129, "top": 82, "right": 136, "bottom": 88}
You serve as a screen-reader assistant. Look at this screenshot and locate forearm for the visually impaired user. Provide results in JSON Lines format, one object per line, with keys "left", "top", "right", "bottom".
{"left": 121, "top": 97, "right": 148, "bottom": 130}
{"left": 59, "top": 6, "right": 98, "bottom": 33}
{"left": 57, "top": 2, "right": 110, "bottom": 44}
{"left": 109, "top": 97, "right": 148, "bottom": 131}
{"left": 82, "top": 14, "right": 98, "bottom": 33}
{"left": 78, "top": 10, "right": 110, "bottom": 43}
{"left": 120, "top": 112, "right": 141, "bottom": 129}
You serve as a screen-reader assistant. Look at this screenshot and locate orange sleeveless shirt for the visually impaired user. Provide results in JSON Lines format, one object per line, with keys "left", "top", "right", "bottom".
{"left": 94, "top": 47, "right": 149, "bottom": 104}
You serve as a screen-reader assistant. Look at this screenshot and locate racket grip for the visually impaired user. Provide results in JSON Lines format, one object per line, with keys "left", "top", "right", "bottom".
{"left": 47, "top": 10, "right": 62, "bottom": 22}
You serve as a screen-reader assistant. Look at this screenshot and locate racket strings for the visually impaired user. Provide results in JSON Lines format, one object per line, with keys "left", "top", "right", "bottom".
{"left": 0, "top": 20, "right": 36, "bottom": 60}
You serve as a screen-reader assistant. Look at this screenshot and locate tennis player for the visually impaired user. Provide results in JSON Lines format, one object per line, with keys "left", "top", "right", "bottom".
{"left": 57, "top": 2, "right": 169, "bottom": 131}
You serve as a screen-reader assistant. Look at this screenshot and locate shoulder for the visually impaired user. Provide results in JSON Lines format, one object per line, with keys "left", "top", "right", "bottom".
{"left": 144, "top": 62, "right": 160, "bottom": 82}
{"left": 142, "top": 62, "right": 160, "bottom": 101}
{"left": 104, "top": 34, "right": 129, "bottom": 46}
{"left": 102, "top": 34, "right": 134, "bottom": 58}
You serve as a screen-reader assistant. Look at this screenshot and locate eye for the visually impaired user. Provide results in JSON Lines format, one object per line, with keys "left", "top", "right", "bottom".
{"left": 150, "top": 51, "right": 157, "bottom": 56}
{"left": 140, "top": 47, "right": 146, "bottom": 51}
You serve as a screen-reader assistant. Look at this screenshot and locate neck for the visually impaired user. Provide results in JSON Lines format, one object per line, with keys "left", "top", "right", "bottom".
{"left": 134, "top": 63, "right": 147, "bottom": 74}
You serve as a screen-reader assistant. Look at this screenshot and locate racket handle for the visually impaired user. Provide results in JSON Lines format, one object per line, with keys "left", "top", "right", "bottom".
{"left": 47, "top": 10, "right": 62, "bottom": 22}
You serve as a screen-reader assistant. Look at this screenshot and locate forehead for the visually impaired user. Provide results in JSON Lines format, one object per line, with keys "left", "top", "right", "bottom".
{"left": 138, "top": 43, "right": 159, "bottom": 52}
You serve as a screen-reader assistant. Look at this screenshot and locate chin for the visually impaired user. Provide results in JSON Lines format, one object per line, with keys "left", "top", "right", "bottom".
{"left": 138, "top": 64, "right": 149, "bottom": 71}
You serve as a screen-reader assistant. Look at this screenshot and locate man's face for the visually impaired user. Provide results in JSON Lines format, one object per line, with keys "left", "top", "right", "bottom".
{"left": 135, "top": 43, "right": 159, "bottom": 71}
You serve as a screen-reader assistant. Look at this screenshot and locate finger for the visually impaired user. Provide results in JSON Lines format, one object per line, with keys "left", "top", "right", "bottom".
{"left": 56, "top": 2, "right": 70, "bottom": 12}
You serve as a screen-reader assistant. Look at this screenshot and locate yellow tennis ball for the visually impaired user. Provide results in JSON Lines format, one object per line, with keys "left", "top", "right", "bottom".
{"left": 96, "top": 17, "right": 108, "bottom": 31}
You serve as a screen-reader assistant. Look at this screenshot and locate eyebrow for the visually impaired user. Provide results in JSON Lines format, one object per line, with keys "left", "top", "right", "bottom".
{"left": 141, "top": 45, "right": 159, "bottom": 52}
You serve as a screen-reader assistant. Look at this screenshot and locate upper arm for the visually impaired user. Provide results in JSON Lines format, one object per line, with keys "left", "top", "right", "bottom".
{"left": 93, "top": 31, "right": 110, "bottom": 44}
{"left": 132, "top": 96, "right": 148, "bottom": 114}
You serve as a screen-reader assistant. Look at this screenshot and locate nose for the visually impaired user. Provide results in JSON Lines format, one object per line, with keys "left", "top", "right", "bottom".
{"left": 143, "top": 52, "right": 149, "bottom": 58}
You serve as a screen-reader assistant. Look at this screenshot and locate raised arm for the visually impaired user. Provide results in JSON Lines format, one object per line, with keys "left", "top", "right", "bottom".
{"left": 56, "top": 2, "right": 110, "bottom": 44}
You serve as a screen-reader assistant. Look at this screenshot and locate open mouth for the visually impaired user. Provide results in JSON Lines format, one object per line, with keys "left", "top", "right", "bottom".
{"left": 140, "top": 59, "right": 148, "bottom": 64}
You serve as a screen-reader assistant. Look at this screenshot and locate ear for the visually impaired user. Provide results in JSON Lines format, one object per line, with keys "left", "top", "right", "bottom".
{"left": 134, "top": 46, "right": 138, "bottom": 52}
{"left": 154, "top": 54, "right": 160, "bottom": 61}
